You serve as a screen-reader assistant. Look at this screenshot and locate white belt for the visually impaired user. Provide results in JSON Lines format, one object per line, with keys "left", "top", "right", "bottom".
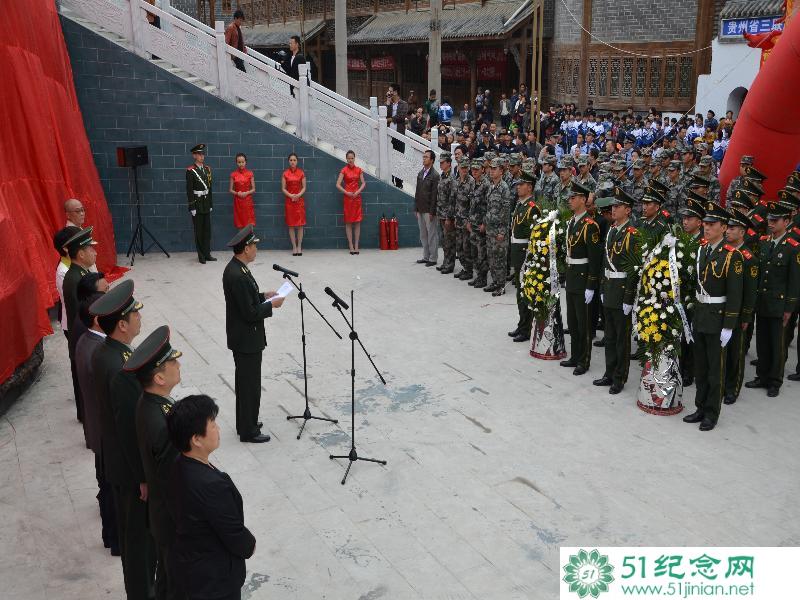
{"left": 566, "top": 257, "right": 588, "bottom": 265}
{"left": 193, "top": 190, "right": 209, "bottom": 196}
{"left": 511, "top": 236, "right": 529, "bottom": 245}
{"left": 604, "top": 269, "right": 627, "bottom": 279}
{"left": 696, "top": 292, "right": 727, "bottom": 304}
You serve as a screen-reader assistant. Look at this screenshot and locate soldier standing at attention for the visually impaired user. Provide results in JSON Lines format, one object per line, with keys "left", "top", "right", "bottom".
{"left": 508, "top": 171, "right": 541, "bottom": 343}
{"left": 467, "top": 159, "right": 489, "bottom": 289}
{"left": 663, "top": 160, "right": 684, "bottom": 217}
{"left": 453, "top": 158, "right": 475, "bottom": 281}
{"left": 697, "top": 156, "right": 720, "bottom": 201}
{"left": 186, "top": 144, "right": 215, "bottom": 264}
{"left": 725, "top": 155, "right": 754, "bottom": 205}
{"left": 678, "top": 195, "right": 707, "bottom": 386}
{"left": 630, "top": 159, "right": 648, "bottom": 217}
{"left": 436, "top": 153, "right": 457, "bottom": 275}
{"left": 126, "top": 326, "right": 184, "bottom": 600}
{"left": 554, "top": 157, "right": 575, "bottom": 211}
{"left": 683, "top": 201, "right": 743, "bottom": 432}
{"left": 534, "top": 155, "right": 559, "bottom": 206}
{"left": 90, "top": 281, "right": 156, "bottom": 599}
{"left": 222, "top": 225, "right": 285, "bottom": 443}
{"left": 559, "top": 181, "right": 603, "bottom": 376}
{"left": 576, "top": 155, "right": 597, "bottom": 193}
{"left": 638, "top": 187, "right": 670, "bottom": 241}
{"left": 723, "top": 210, "right": 759, "bottom": 405}
{"left": 592, "top": 187, "right": 638, "bottom": 394}
{"left": 483, "top": 158, "right": 513, "bottom": 295}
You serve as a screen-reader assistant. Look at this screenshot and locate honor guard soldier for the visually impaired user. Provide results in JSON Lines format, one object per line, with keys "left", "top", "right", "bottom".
{"left": 484, "top": 158, "right": 513, "bottom": 295}
{"left": 125, "top": 326, "right": 184, "bottom": 600}
{"left": 90, "top": 280, "right": 156, "bottom": 599}
{"left": 508, "top": 171, "right": 541, "bottom": 342}
{"left": 593, "top": 187, "right": 638, "bottom": 393}
{"left": 186, "top": 144, "right": 215, "bottom": 264}
{"left": 742, "top": 178, "right": 769, "bottom": 236}
{"left": 560, "top": 181, "right": 603, "bottom": 375}
{"left": 453, "top": 158, "right": 476, "bottom": 281}
{"left": 723, "top": 210, "right": 759, "bottom": 405}
{"left": 729, "top": 190, "right": 760, "bottom": 248}
{"left": 725, "top": 155, "right": 754, "bottom": 205}
{"left": 777, "top": 188, "right": 800, "bottom": 380}
{"left": 683, "top": 202, "right": 744, "bottom": 431}
{"left": 639, "top": 187, "right": 670, "bottom": 241}
{"left": 745, "top": 200, "right": 800, "bottom": 396}
{"left": 467, "top": 159, "right": 489, "bottom": 289}
{"left": 436, "top": 153, "right": 457, "bottom": 274}
{"left": 678, "top": 195, "right": 707, "bottom": 385}
{"left": 62, "top": 226, "right": 99, "bottom": 423}
{"left": 222, "top": 225, "right": 285, "bottom": 443}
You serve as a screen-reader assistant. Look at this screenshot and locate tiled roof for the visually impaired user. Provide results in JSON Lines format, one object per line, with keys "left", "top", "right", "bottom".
{"left": 719, "top": 0, "right": 785, "bottom": 19}
{"left": 244, "top": 19, "right": 326, "bottom": 47}
{"left": 348, "top": 0, "right": 532, "bottom": 44}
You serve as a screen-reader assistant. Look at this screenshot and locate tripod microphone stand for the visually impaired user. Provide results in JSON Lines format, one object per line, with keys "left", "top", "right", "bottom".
{"left": 125, "top": 164, "right": 170, "bottom": 266}
{"left": 328, "top": 289, "right": 387, "bottom": 485}
{"left": 283, "top": 275, "right": 341, "bottom": 439}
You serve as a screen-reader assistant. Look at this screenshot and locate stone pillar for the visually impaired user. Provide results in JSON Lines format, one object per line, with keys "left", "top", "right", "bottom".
{"left": 428, "top": 0, "right": 442, "bottom": 100}
{"left": 335, "top": 0, "right": 348, "bottom": 97}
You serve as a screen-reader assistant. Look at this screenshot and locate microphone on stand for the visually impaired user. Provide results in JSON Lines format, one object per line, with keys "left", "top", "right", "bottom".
{"left": 273, "top": 264, "right": 299, "bottom": 277}
{"left": 324, "top": 286, "right": 349, "bottom": 310}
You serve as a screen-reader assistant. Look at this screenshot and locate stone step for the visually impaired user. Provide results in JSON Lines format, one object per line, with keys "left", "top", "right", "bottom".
{"left": 235, "top": 101, "right": 254, "bottom": 111}
{"left": 252, "top": 108, "right": 268, "bottom": 119}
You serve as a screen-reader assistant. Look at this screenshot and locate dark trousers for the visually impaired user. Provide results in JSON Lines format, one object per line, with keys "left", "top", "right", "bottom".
{"left": 693, "top": 330, "right": 726, "bottom": 424}
{"left": 589, "top": 292, "right": 602, "bottom": 339}
{"left": 232, "top": 57, "right": 246, "bottom": 72}
{"left": 500, "top": 115, "right": 511, "bottom": 129}
{"left": 233, "top": 351, "right": 262, "bottom": 439}
{"left": 192, "top": 212, "right": 212, "bottom": 261}
{"left": 66, "top": 330, "right": 84, "bottom": 423}
{"left": 155, "top": 539, "right": 184, "bottom": 600}
{"left": 514, "top": 273, "right": 533, "bottom": 333}
{"left": 566, "top": 291, "right": 591, "bottom": 368}
{"left": 96, "top": 454, "right": 118, "bottom": 551}
{"left": 603, "top": 307, "right": 631, "bottom": 385}
{"left": 390, "top": 138, "right": 405, "bottom": 188}
{"left": 680, "top": 338, "right": 695, "bottom": 383}
{"left": 457, "top": 227, "right": 473, "bottom": 273}
{"left": 724, "top": 324, "right": 748, "bottom": 399}
{"left": 113, "top": 484, "right": 157, "bottom": 600}
{"left": 784, "top": 311, "right": 799, "bottom": 374}
{"left": 755, "top": 315, "right": 787, "bottom": 388}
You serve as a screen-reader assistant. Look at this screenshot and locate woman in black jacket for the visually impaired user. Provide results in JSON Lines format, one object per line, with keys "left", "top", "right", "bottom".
{"left": 167, "top": 395, "right": 256, "bottom": 600}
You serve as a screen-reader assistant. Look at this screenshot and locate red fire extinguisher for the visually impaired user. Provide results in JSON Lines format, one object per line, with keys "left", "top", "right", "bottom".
{"left": 388, "top": 215, "right": 399, "bottom": 250}
{"left": 379, "top": 215, "right": 389, "bottom": 250}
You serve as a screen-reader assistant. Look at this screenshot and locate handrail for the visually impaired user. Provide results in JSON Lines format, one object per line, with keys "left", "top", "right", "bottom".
{"left": 310, "top": 81, "right": 371, "bottom": 116}
{"left": 227, "top": 45, "right": 298, "bottom": 87}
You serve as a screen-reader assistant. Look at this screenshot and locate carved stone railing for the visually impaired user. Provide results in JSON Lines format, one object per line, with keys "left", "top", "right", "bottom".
{"left": 58, "top": 0, "right": 440, "bottom": 195}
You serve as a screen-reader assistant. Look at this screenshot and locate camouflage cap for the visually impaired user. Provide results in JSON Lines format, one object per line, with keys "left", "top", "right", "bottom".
{"left": 557, "top": 156, "right": 574, "bottom": 170}
{"left": 483, "top": 151, "right": 497, "bottom": 161}
{"left": 489, "top": 158, "right": 503, "bottom": 168}
{"left": 667, "top": 160, "right": 681, "bottom": 170}
{"left": 458, "top": 157, "right": 471, "bottom": 168}
{"left": 499, "top": 155, "right": 510, "bottom": 166}
{"left": 612, "top": 160, "right": 626, "bottom": 171}
{"left": 698, "top": 155, "right": 714, "bottom": 166}
{"left": 509, "top": 155, "right": 522, "bottom": 166}
{"left": 642, "top": 148, "right": 653, "bottom": 157}
{"left": 543, "top": 155, "right": 558, "bottom": 167}
{"left": 577, "top": 154, "right": 589, "bottom": 166}
{"left": 632, "top": 159, "right": 646, "bottom": 170}
{"left": 597, "top": 152, "right": 610, "bottom": 162}
{"left": 470, "top": 159, "right": 484, "bottom": 169}
{"left": 439, "top": 152, "right": 452, "bottom": 163}
{"left": 739, "top": 155, "right": 755, "bottom": 165}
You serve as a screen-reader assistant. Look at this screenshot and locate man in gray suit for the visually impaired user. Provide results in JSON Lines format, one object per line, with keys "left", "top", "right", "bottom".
{"left": 414, "top": 149, "right": 440, "bottom": 266}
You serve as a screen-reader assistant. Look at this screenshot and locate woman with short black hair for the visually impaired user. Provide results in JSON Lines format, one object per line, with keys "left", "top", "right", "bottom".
{"left": 167, "top": 395, "right": 256, "bottom": 600}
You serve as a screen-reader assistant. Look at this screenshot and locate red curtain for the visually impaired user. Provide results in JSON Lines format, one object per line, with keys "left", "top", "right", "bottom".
{"left": 0, "top": 0, "right": 120, "bottom": 381}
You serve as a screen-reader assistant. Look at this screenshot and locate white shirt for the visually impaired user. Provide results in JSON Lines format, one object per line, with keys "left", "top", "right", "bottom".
{"left": 390, "top": 102, "right": 399, "bottom": 131}
{"left": 56, "top": 257, "right": 70, "bottom": 331}
{"left": 87, "top": 328, "right": 107, "bottom": 340}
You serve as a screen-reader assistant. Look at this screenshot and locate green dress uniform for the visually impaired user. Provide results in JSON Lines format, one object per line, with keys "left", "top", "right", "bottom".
{"left": 453, "top": 166, "right": 475, "bottom": 279}
{"left": 186, "top": 144, "right": 214, "bottom": 263}
{"left": 563, "top": 183, "right": 603, "bottom": 373}
{"left": 89, "top": 282, "right": 156, "bottom": 600}
{"left": 437, "top": 158, "right": 457, "bottom": 273}
{"left": 509, "top": 181, "right": 541, "bottom": 338}
{"left": 724, "top": 243, "right": 758, "bottom": 403}
{"left": 689, "top": 205, "right": 744, "bottom": 429}
{"left": 468, "top": 167, "right": 489, "bottom": 288}
{"left": 598, "top": 190, "right": 639, "bottom": 391}
{"left": 483, "top": 165, "right": 513, "bottom": 292}
{"left": 222, "top": 227, "right": 274, "bottom": 441}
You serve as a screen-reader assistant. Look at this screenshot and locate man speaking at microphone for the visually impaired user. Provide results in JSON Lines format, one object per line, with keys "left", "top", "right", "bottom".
{"left": 222, "top": 225, "right": 285, "bottom": 443}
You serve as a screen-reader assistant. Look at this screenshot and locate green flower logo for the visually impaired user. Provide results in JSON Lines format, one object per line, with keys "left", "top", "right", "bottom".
{"left": 563, "top": 548, "right": 615, "bottom": 598}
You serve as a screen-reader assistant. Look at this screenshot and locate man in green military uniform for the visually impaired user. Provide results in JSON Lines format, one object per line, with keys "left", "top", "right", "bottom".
{"left": 508, "top": 171, "right": 541, "bottom": 342}
{"left": 593, "top": 187, "right": 638, "bottom": 394}
{"left": 576, "top": 154, "right": 597, "bottom": 192}
{"left": 467, "top": 159, "right": 489, "bottom": 289}
{"left": 638, "top": 186, "right": 670, "bottom": 241}
{"left": 630, "top": 159, "right": 648, "bottom": 217}
{"left": 222, "top": 225, "right": 285, "bottom": 442}
{"left": 453, "top": 158, "right": 475, "bottom": 280}
{"left": 126, "top": 326, "right": 184, "bottom": 600}
{"left": 484, "top": 158, "right": 513, "bottom": 295}
{"left": 663, "top": 160, "right": 685, "bottom": 217}
{"left": 560, "top": 181, "right": 603, "bottom": 376}
{"left": 90, "top": 280, "right": 156, "bottom": 599}
{"left": 697, "top": 156, "right": 720, "bottom": 202}
{"left": 678, "top": 194, "right": 707, "bottom": 385}
{"left": 534, "top": 155, "right": 559, "bottom": 206}
{"left": 436, "top": 153, "right": 457, "bottom": 274}
{"left": 186, "top": 144, "right": 215, "bottom": 264}
{"left": 554, "top": 156, "right": 575, "bottom": 211}
{"left": 723, "top": 210, "right": 759, "bottom": 405}
{"left": 683, "top": 201, "right": 743, "bottom": 431}
{"left": 745, "top": 199, "right": 800, "bottom": 396}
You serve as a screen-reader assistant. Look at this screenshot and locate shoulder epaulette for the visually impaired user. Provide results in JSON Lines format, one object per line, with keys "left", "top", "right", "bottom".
{"left": 699, "top": 238, "right": 709, "bottom": 246}
{"left": 627, "top": 226, "right": 638, "bottom": 234}
{"left": 758, "top": 199, "right": 768, "bottom": 207}
{"left": 753, "top": 214, "right": 764, "bottom": 223}
{"left": 528, "top": 200, "right": 536, "bottom": 207}
{"left": 723, "top": 243, "right": 736, "bottom": 252}
{"left": 793, "top": 226, "right": 800, "bottom": 235}
{"left": 788, "top": 237, "right": 800, "bottom": 247}
{"left": 585, "top": 217, "right": 596, "bottom": 225}
{"left": 760, "top": 234, "right": 770, "bottom": 241}
{"left": 186, "top": 165, "right": 195, "bottom": 170}
{"left": 747, "top": 228, "right": 757, "bottom": 238}
{"left": 661, "top": 209, "right": 671, "bottom": 218}
{"left": 742, "top": 248, "right": 753, "bottom": 260}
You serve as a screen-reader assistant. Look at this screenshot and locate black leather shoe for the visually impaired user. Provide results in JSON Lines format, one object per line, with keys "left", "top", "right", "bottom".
{"left": 682, "top": 410, "right": 704, "bottom": 423}
{"left": 436, "top": 265, "right": 443, "bottom": 271}
{"left": 609, "top": 383, "right": 623, "bottom": 394}
{"left": 699, "top": 419, "right": 716, "bottom": 431}
{"left": 723, "top": 395, "right": 737, "bottom": 405}
{"left": 458, "top": 271, "right": 473, "bottom": 280}
{"left": 483, "top": 284, "right": 497, "bottom": 292}
{"left": 257, "top": 421, "right": 263, "bottom": 428}
{"left": 683, "top": 376, "right": 694, "bottom": 387}
{"left": 508, "top": 328, "right": 520, "bottom": 338}
{"left": 199, "top": 258, "right": 206, "bottom": 264}
{"left": 573, "top": 365, "right": 588, "bottom": 376}
{"left": 745, "top": 378, "right": 767, "bottom": 389}
{"left": 240, "top": 433, "right": 270, "bottom": 443}
{"left": 440, "top": 267, "right": 454, "bottom": 274}
{"left": 512, "top": 332, "right": 530, "bottom": 343}
{"left": 491, "top": 287, "right": 506, "bottom": 297}
{"left": 426, "top": 261, "right": 437, "bottom": 267}
{"left": 560, "top": 359, "right": 577, "bottom": 368}
{"left": 206, "top": 256, "right": 217, "bottom": 261}
{"left": 110, "top": 546, "right": 121, "bottom": 557}
{"left": 593, "top": 338, "right": 606, "bottom": 347}
{"left": 788, "top": 373, "right": 800, "bottom": 381}
{"left": 767, "top": 387, "right": 780, "bottom": 397}
{"left": 592, "top": 376, "right": 613, "bottom": 386}
{"left": 416, "top": 259, "right": 428, "bottom": 264}
{"left": 472, "top": 279, "right": 487, "bottom": 288}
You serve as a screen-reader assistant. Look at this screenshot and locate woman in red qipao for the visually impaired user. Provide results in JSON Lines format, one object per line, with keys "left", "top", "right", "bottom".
{"left": 281, "top": 153, "right": 307, "bottom": 255}
{"left": 229, "top": 153, "right": 256, "bottom": 228}
{"left": 335, "top": 150, "right": 366, "bottom": 254}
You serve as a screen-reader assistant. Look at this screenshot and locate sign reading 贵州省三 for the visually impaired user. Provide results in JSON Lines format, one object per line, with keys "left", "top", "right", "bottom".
{"left": 720, "top": 17, "right": 784, "bottom": 39}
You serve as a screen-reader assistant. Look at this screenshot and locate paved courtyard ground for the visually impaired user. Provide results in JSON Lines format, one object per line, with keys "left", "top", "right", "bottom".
{"left": 2, "top": 248, "right": 799, "bottom": 599}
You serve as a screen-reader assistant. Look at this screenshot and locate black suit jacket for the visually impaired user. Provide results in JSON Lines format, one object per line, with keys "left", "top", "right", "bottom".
{"left": 170, "top": 454, "right": 256, "bottom": 600}
{"left": 75, "top": 330, "right": 105, "bottom": 453}
{"left": 414, "top": 167, "right": 440, "bottom": 214}
{"left": 62, "top": 262, "right": 89, "bottom": 335}
{"left": 222, "top": 257, "right": 273, "bottom": 353}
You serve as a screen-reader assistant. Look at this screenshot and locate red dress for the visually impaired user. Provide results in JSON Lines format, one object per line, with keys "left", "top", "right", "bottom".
{"left": 231, "top": 167, "right": 255, "bottom": 228}
{"left": 340, "top": 164, "right": 363, "bottom": 224}
{"left": 283, "top": 167, "right": 306, "bottom": 227}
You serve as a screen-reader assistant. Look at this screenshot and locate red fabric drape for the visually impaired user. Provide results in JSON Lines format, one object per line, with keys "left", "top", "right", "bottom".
{"left": 0, "top": 0, "right": 121, "bottom": 381}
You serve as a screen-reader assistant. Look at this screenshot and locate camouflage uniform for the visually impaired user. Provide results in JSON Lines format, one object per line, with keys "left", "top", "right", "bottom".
{"left": 663, "top": 168, "right": 684, "bottom": 217}
{"left": 535, "top": 170, "right": 559, "bottom": 206}
{"left": 468, "top": 168, "right": 489, "bottom": 286}
{"left": 484, "top": 170, "right": 513, "bottom": 290}
{"left": 554, "top": 178, "right": 573, "bottom": 211}
{"left": 630, "top": 174, "right": 648, "bottom": 217}
{"left": 454, "top": 166, "right": 475, "bottom": 278}
{"left": 437, "top": 164, "right": 457, "bottom": 272}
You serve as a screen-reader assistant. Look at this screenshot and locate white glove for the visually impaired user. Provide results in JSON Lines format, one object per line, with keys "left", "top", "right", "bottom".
{"left": 210, "top": 207, "right": 213, "bottom": 212}
{"left": 584, "top": 289, "right": 594, "bottom": 304}
{"left": 720, "top": 328, "right": 733, "bottom": 348}
{"left": 190, "top": 210, "right": 197, "bottom": 217}
{"left": 622, "top": 303, "right": 633, "bottom": 316}
{"left": 601, "top": 294, "right": 604, "bottom": 304}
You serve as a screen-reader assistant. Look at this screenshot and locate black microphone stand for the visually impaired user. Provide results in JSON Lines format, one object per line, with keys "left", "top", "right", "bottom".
{"left": 329, "top": 290, "right": 386, "bottom": 485}
{"left": 282, "top": 275, "right": 341, "bottom": 439}
{"left": 125, "top": 163, "right": 170, "bottom": 266}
